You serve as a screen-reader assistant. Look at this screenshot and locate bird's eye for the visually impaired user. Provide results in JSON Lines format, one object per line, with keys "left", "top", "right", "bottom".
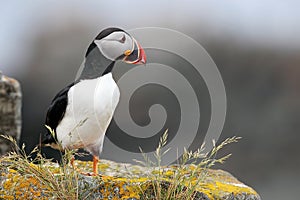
{"left": 120, "top": 35, "right": 126, "bottom": 43}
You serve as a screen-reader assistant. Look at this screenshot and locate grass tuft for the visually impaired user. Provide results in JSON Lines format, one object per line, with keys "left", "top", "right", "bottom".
{"left": 0, "top": 129, "right": 100, "bottom": 199}
{"left": 134, "top": 130, "right": 241, "bottom": 199}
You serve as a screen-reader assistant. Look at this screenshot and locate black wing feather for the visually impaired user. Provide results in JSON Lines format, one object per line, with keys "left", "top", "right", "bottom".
{"left": 42, "top": 82, "right": 75, "bottom": 145}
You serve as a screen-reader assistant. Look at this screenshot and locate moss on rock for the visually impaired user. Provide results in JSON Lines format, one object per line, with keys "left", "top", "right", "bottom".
{"left": 0, "top": 159, "right": 260, "bottom": 200}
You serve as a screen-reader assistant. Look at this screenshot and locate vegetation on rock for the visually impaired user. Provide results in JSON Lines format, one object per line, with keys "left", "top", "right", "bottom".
{"left": 0, "top": 133, "right": 260, "bottom": 200}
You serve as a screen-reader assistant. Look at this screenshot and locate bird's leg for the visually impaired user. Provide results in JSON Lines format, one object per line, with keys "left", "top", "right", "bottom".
{"left": 70, "top": 156, "right": 75, "bottom": 168}
{"left": 93, "top": 156, "right": 99, "bottom": 175}
{"left": 70, "top": 155, "right": 82, "bottom": 173}
{"left": 72, "top": 156, "right": 99, "bottom": 176}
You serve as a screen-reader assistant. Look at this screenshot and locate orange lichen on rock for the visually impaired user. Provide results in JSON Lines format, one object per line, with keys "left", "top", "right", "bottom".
{"left": 0, "top": 159, "right": 260, "bottom": 200}
{"left": 1, "top": 168, "right": 50, "bottom": 199}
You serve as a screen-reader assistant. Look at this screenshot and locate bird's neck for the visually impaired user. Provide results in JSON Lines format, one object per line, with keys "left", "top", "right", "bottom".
{"left": 77, "top": 46, "right": 115, "bottom": 81}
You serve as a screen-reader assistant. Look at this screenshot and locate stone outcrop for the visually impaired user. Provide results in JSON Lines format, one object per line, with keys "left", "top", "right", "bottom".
{"left": 0, "top": 159, "right": 261, "bottom": 200}
{"left": 0, "top": 72, "right": 22, "bottom": 155}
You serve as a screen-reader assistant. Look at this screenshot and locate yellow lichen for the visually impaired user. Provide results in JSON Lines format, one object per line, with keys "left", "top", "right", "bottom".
{"left": 0, "top": 160, "right": 259, "bottom": 199}
{"left": 164, "top": 170, "right": 174, "bottom": 177}
{"left": 1, "top": 171, "right": 50, "bottom": 199}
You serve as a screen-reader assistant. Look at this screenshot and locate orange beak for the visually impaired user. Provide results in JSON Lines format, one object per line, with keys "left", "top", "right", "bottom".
{"left": 124, "top": 38, "right": 146, "bottom": 65}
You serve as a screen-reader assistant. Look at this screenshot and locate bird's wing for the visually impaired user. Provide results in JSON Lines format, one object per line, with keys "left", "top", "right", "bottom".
{"left": 42, "top": 82, "right": 75, "bottom": 144}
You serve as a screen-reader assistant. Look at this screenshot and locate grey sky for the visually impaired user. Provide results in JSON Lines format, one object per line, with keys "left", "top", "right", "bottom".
{"left": 1, "top": 1, "right": 299, "bottom": 74}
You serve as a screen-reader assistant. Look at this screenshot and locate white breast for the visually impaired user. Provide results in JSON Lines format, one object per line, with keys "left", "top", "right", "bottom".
{"left": 56, "top": 73, "right": 120, "bottom": 156}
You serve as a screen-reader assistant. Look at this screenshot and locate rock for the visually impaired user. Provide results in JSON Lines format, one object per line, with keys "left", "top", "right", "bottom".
{"left": 0, "top": 72, "right": 22, "bottom": 155}
{"left": 0, "top": 159, "right": 261, "bottom": 200}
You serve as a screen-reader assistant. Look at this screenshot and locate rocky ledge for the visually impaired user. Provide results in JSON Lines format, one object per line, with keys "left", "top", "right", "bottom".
{"left": 0, "top": 159, "right": 260, "bottom": 200}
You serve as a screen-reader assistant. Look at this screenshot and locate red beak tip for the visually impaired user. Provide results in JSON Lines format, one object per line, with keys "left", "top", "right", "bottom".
{"left": 141, "top": 57, "right": 146, "bottom": 64}
{"left": 139, "top": 48, "right": 146, "bottom": 64}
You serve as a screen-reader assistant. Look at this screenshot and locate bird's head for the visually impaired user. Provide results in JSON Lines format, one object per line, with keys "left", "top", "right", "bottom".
{"left": 86, "top": 27, "right": 146, "bottom": 65}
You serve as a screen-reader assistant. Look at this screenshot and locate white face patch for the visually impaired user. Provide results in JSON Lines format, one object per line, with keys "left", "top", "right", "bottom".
{"left": 94, "top": 31, "right": 134, "bottom": 61}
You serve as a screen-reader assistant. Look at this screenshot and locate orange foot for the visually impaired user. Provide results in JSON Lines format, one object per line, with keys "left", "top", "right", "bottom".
{"left": 70, "top": 156, "right": 99, "bottom": 176}
{"left": 92, "top": 155, "right": 99, "bottom": 176}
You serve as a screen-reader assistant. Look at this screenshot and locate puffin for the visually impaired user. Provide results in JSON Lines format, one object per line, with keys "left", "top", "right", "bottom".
{"left": 41, "top": 27, "right": 146, "bottom": 175}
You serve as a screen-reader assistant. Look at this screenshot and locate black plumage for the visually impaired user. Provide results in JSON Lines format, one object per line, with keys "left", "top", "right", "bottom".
{"left": 42, "top": 82, "right": 74, "bottom": 145}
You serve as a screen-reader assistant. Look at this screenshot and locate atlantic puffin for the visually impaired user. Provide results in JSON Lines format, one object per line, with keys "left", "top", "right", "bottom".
{"left": 41, "top": 27, "right": 146, "bottom": 175}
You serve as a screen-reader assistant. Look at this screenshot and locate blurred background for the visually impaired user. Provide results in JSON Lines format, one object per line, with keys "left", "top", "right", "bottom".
{"left": 1, "top": 1, "right": 300, "bottom": 199}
